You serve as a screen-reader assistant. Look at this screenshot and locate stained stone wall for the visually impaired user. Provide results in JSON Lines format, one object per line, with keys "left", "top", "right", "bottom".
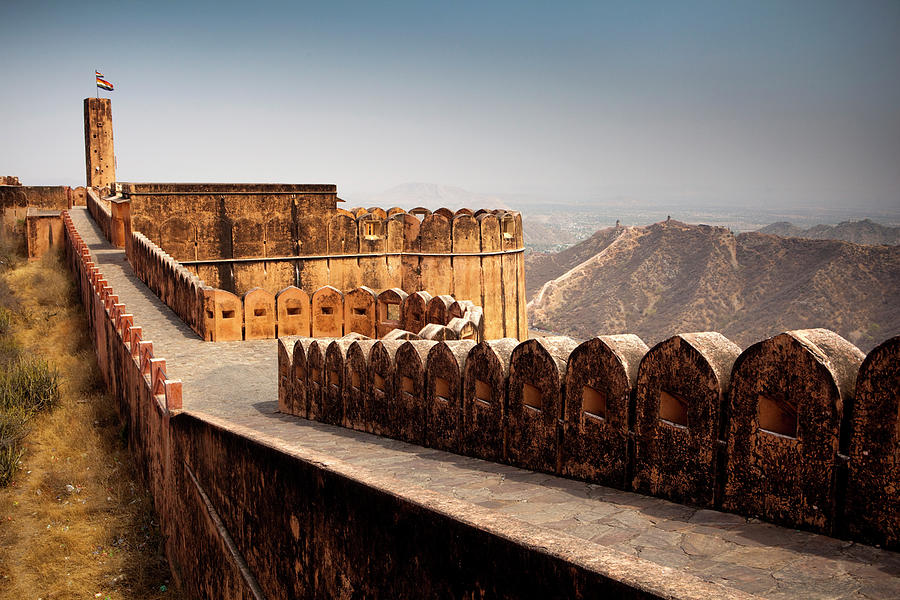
{"left": 279, "top": 329, "right": 900, "bottom": 548}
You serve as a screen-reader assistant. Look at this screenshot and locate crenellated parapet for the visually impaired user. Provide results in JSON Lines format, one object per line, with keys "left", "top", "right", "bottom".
{"left": 278, "top": 329, "right": 900, "bottom": 548}
{"left": 113, "top": 182, "right": 527, "bottom": 339}
{"left": 128, "top": 229, "right": 486, "bottom": 342}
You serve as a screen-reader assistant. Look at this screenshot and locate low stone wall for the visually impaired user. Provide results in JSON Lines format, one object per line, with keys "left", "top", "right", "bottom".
{"left": 128, "top": 229, "right": 485, "bottom": 342}
{"left": 63, "top": 209, "right": 738, "bottom": 598}
{"left": 0, "top": 184, "right": 84, "bottom": 242}
{"left": 86, "top": 188, "right": 112, "bottom": 242}
{"left": 279, "top": 331, "right": 899, "bottom": 548}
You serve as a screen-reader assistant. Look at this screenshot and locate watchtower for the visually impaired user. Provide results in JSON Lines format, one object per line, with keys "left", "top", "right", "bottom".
{"left": 84, "top": 98, "right": 116, "bottom": 188}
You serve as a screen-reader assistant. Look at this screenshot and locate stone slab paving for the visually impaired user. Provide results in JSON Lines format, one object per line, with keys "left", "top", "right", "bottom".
{"left": 70, "top": 207, "right": 900, "bottom": 599}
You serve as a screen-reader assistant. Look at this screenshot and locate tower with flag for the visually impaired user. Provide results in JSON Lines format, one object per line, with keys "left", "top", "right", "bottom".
{"left": 96, "top": 70, "right": 114, "bottom": 92}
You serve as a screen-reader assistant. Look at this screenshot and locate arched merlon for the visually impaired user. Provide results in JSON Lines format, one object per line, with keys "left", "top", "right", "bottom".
{"left": 632, "top": 333, "right": 741, "bottom": 508}
{"left": 562, "top": 335, "right": 649, "bottom": 488}
{"left": 425, "top": 340, "right": 477, "bottom": 453}
{"left": 724, "top": 329, "right": 863, "bottom": 535}
{"left": 393, "top": 341, "right": 437, "bottom": 445}
{"left": 461, "top": 338, "right": 518, "bottom": 463}
{"left": 507, "top": 336, "right": 580, "bottom": 474}
{"left": 345, "top": 339, "right": 379, "bottom": 433}
{"left": 846, "top": 335, "right": 899, "bottom": 548}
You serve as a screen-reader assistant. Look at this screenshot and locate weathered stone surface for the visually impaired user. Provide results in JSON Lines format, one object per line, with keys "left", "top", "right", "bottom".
{"left": 277, "top": 337, "right": 292, "bottom": 414}
{"left": 323, "top": 340, "right": 353, "bottom": 426}
{"left": 724, "top": 329, "right": 863, "bottom": 535}
{"left": 243, "top": 287, "right": 276, "bottom": 340}
{"left": 446, "top": 316, "right": 478, "bottom": 341}
{"left": 276, "top": 286, "right": 310, "bottom": 337}
{"left": 345, "top": 339, "right": 378, "bottom": 432}
{"left": 344, "top": 286, "right": 377, "bottom": 338}
{"left": 426, "top": 293, "right": 454, "bottom": 325}
{"left": 425, "top": 341, "right": 476, "bottom": 452}
{"left": 369, "top": 340, "right": 403, "bottom": 437}
{"left": 201, "top": 287, "right": 242, "bottom": 341}
{"left": 508, "top": 336, "right": 579, "bottom": 474}
{"left": 291, "top": 338, "right": 315, "bottom": 418}
{"left": 462, "top": 339, "right": 517, "bottom": 462}
{"left": 24, "top": 208, "right": 63, "bottom": 259}
{"left": 393, "top": 340, "right": 436, "bottom": 445}
{"left": 311, "top": 285, "right": 343, "bottom": 338}
{"left": 847, "top": 336, "right": 899, "bottom": 548}
{"left": 562, "top": 335, "right": 649, "bottom": 488}
{"left": 633, "top": 333, "right": 740, "bottom": 507}
{"left": 84, "top": 98, "right": 115, "bottom": 187}
{"left": 401, "top": 290, "right": 431, "bottom": 335}
{"left": 306, "top": 340, "right": 327, "bottom": 421}
{"left": 376, "top": 287, "right": 407, "bottom": 338}
{"left": 382, "top": 329, "right": 421, "bottom": 341}
{"left": 418, "top": 323, "right": 457, "bottom": 341}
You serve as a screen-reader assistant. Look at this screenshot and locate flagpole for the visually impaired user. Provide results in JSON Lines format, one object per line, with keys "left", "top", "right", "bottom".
{"left": 96, "top": 69, "right": 99, "bottom": 99}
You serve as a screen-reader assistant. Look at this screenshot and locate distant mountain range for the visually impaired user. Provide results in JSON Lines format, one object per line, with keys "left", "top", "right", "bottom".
{"left": 526, "top": 220, "right": 900, "bottom": 352}
{"left": 757, "top": 219, "right": 900, "bottom": 246}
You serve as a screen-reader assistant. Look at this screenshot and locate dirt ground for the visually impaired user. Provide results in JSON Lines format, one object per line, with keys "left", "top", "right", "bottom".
{"left": 0, "top": 248, "right": 173, "bottom": 599}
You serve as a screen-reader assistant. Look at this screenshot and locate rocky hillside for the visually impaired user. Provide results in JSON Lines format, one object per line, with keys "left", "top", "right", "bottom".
{"left": 758, "top": 218, "right": 900, "bottom": 246}
{"left": 526, "top": 220, "right": 900, "bottom": 352}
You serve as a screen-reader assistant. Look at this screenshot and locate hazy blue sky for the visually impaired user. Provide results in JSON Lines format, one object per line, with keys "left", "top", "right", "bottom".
{"left": 2, "top": 1, "right": 898, "bottom": 210}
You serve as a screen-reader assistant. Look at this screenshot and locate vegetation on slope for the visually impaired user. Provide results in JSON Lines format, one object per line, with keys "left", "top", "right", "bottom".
{"left": 0, "top": 243, "right": 172, "bottom": 599}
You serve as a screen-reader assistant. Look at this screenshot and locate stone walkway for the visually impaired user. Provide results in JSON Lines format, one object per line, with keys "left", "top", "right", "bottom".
{"left": 70, "top": 207, "right": 900, "bottom": 599}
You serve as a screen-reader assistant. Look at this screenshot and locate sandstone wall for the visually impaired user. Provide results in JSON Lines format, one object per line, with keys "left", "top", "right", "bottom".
{"left": 62, "top": 210, "right": 685, "bottom": 599}
{"left": 0, "top": 184, "right": 82, "bottom": 242}
{"left": 279, "top": 330, "right": 899, "bottom": 548}
{"left": 129, "top": 229, "right": 487, "bottom": 342}
{"left": 119, "top": 188, "right": 527, "bottom": 339}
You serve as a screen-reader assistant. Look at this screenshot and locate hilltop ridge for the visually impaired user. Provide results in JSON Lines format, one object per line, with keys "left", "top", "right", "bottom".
{"left": 527, "top": 219, "right": 900, "bottom": 352}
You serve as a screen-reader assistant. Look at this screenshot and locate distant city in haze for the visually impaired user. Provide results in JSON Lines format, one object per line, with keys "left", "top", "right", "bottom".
{"left": 2, "top": 1, "right": 898, "bottom": 225}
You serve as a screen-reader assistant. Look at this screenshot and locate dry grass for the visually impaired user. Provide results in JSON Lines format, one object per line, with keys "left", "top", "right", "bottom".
{"left": 0, "top": 247, "right": 173, "bottom": 599}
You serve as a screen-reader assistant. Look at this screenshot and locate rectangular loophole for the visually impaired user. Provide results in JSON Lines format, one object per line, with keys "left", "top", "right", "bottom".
{"left": 311, "top": 368, "right": 322, "bottom": 384}
{"left": 352, "top": 307, "right": 367, "bottom": 316}
{"left": 286, "top": 306, "right": 302, "bottom": 316}
{"left": 401, "top": 376, "right": 415, "bottom": 397}
{"left": 582, "top": 385, "right": 607, "bottom": 420}
{"left": 435, "top": 377, "right": 451, "bottom": 402}
{"left": 386, "top": 303, "right": 400, "bottom": 321}
{"left": 374, "top": 373, "right": 385, "bottom": 393}
{"left": 206, "top": 310, "right": 214, "bottom": 319}
{"left": 254, "top": 308, "right": 266, "bottom": 317}
{"left": 522, "top": 383, "right": 542, "bottom": 411}
{"left": 295, "top": 365, "right": 306, "bottom": 380}
{"left": 320, "top": 306, "right": 333, "bottom": 315}
{"left": 659, "top": 390, "right": 688, "bottom": 428}
{"left": 758, "top": 394, "right": 798, "bottom": 438}
{"left": 221, "top": 310, "right": 235, "bottom": 319}
{"left": 351, "top": 369, "right": 360, "bottom": 391}
{"left": 328, "top": 369, "right": 339, "bottom": 388}
{"left": 475, "top": 379, "right": 492, "bottom": 406}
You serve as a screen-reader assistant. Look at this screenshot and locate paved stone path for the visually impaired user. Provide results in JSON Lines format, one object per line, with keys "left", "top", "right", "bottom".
{"left": 71, "top": 207, "right": 900, "bottom": 599}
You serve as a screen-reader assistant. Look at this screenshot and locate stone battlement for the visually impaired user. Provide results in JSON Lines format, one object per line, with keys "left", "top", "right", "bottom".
{"left": 278, "top": 330, "right": 899, "bottom": 550}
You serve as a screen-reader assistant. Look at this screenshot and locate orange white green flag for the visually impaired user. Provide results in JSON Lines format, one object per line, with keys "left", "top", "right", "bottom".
{"left": 95, "top": 71, "right": 114, "bottom": 91}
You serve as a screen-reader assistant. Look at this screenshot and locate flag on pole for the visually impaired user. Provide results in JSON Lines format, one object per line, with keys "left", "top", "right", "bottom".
{"left": 96, "top": 70, "right": 114, "bottom": 91}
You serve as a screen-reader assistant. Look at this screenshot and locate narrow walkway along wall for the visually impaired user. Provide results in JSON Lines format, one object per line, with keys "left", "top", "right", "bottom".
{"left": 64, "top": 210, "right": 746, "bottom": 597}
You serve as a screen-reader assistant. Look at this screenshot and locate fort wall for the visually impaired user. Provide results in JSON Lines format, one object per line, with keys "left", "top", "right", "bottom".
{"left": 61, "top": 210, "right": 722, "bottom": 599}
{"left": 113, "top": 182, "right": 527, "bottom": 339}
{"left": 126, "top": 229, "right": 485, "bottom": 342}
{"left": 278, "top": 330, "right": 899, "bottom": 548}
{"left": 0, "top": 183, "right": 85, "bottom": 242}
